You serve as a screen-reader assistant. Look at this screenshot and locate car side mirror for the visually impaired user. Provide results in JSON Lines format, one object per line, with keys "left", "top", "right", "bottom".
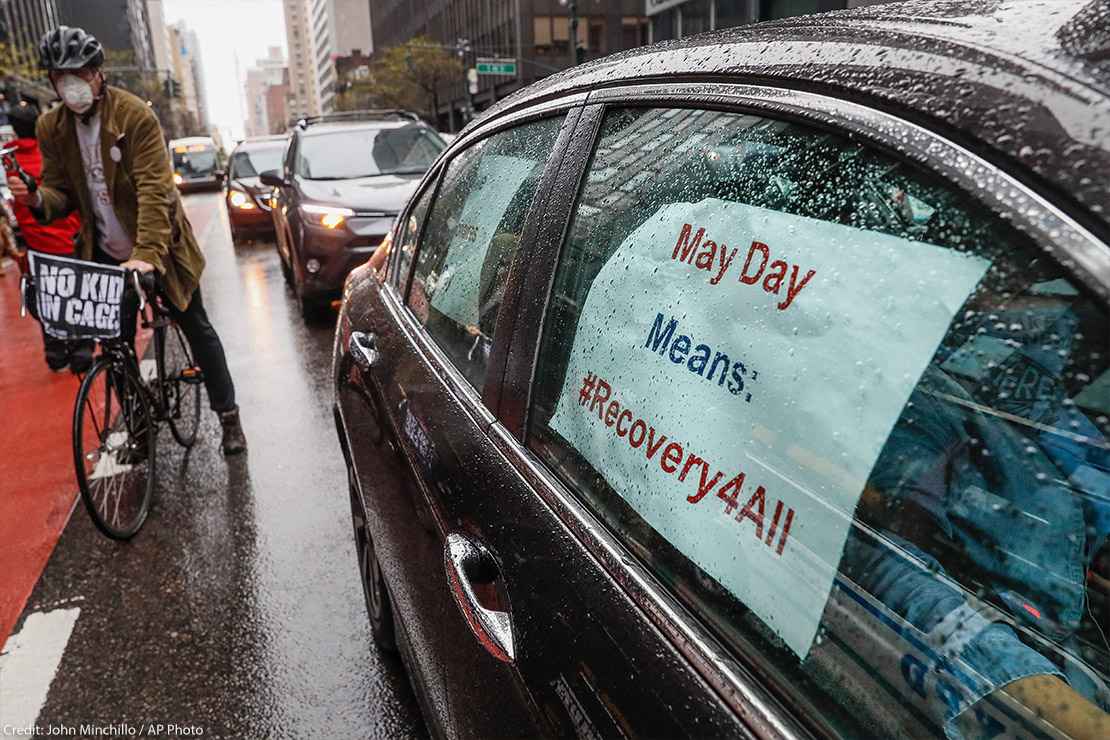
{"left": 260, "top": 169, "right": 286, "bottom": 188}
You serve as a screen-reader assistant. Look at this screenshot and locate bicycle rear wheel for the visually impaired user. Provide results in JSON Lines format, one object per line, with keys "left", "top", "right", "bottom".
{"left": 159, "top": 323, "right": 202, "bottom": 448}
{"left": 73, "top": 358, "right": 156, "bottom": 540}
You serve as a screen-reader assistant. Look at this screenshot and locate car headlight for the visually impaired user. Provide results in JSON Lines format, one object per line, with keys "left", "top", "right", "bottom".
{"left": 173, "top": 173, "right": 183, "bottom": 185}
{"left": 301, "top": 203, "right": 354, "bottom": 230}
{"left": 228, "top": 188, "right": 256, "bottom": 209}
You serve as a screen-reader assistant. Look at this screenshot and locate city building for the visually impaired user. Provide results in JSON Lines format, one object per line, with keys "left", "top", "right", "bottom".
{"left": 244, "top": 46, "right": 287, "bottom": 137}
{"left": 370, "top": 0, "right": 903, "bottom": 131}
{"left": 56, "top": 0, "right": 155, "bottom": 70}
{"left": 0, "top": 0, "right": 60, "bottom": 78}
{"left": 324, "top": 0, "right": 372, "bottom": 112}
{"left": 646, "top": 0, "right": 896, "bottom": 39}
{"left": 281, "top": 0, "right": 324, "bottom": 118}
{"left": 167, "top": 20, "right": 206, "bottom": 133}
{"left": 370, "top": 0, "right": 649, "bottom": 130}
{"left": 266, "top": 68, "right": 290, "bottom": 134}
{"left": 145, "top": 0, "right": 172, "bottom": 77}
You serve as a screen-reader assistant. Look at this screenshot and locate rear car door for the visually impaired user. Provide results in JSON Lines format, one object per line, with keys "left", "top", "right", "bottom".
{"left": 488, "top": 89, "right": 1110, "bottom": 740}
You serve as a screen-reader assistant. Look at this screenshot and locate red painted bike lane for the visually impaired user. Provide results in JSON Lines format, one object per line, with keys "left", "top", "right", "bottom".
{"left": 0, "top": 200, "right": 219, "bottom": 649}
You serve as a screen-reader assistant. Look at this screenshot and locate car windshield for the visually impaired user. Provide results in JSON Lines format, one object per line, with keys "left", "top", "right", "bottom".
{"left": 295, "top": 125, "right": 444, "bottom": 180}
{"left": 229, "top": 146, "right": 285, "bottom": 179}
{"left": 173, "top": 147, "right": 217, "bottom": 176}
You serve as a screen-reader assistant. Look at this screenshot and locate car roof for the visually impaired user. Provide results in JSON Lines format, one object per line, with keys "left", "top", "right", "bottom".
{"left": 300, "top": 119, "right": 416, "bottom": 137}
{"left": 234, "top": 135, "right": 287, "bottom": 150}
{"left": 481, "top": 0, "right": 1110, "bottom": 239}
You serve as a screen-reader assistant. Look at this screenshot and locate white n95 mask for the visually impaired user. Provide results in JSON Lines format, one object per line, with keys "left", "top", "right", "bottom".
{"left": 59, "top": 74, "right": 94, "bottom": 114}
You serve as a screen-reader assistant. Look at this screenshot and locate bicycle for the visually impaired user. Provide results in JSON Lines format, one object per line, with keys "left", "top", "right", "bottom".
{"left": 22, "top": 267, "right": 205, "bottom": 539}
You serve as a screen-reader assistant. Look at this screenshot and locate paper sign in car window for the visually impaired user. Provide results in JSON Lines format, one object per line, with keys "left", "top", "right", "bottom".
{"left": 548, "top": 198, "right": 990, "bottom": 658}
{"left": 429, "top": 155, "right": 536, "bottom": 327}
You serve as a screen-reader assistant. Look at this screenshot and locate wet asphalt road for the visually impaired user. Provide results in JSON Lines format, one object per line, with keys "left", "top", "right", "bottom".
{"left": 19, "top": 193, "right": 427, "bottom": 739}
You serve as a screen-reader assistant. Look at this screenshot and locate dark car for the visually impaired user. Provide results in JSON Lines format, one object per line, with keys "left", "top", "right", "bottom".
{"left": 225, "top": 134, "right": 287, "bottom": 243}
{"left": 261, "top": 111, "right": 445, "bottom": 319}
{"left": 333, "top": 2, "right": 1110, "bottom": 738}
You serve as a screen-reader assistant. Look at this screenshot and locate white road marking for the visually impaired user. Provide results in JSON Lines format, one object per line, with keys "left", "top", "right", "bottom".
{"left": 0, "top": 607, "right": 81, "bottom": 729}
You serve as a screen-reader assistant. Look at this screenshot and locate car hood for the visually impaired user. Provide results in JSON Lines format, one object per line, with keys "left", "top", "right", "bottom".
{"left": 298, "top": 173, "right": 422, "bottom": 214}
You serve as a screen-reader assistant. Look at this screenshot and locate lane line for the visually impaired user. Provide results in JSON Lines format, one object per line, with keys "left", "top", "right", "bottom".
{"left": 0, "top": 607, "right": 80, "bottom": 729}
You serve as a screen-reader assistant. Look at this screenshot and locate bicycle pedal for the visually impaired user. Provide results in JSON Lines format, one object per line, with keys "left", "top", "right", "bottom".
{"left": 180, "top": 367, "right": 205, "bottom": 384}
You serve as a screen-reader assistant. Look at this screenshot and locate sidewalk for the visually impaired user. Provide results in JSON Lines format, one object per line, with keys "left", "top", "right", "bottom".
{"left": 0, "top": 257, "right": 83, "bottom": 648}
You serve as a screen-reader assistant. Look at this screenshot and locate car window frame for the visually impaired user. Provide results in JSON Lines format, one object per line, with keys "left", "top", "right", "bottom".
{"left": 380, "top": 97, "right": 589, "bottom": 423}
{"left": 488, "top": 82, "right": 1110, "bottom": 740}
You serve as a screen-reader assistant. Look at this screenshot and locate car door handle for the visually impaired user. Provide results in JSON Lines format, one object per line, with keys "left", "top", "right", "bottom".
{"left": 444, "top": 533, "right": 515, "bottom": 663}
{"left": 349, "top": 331, "right": 380, "bottom": 371}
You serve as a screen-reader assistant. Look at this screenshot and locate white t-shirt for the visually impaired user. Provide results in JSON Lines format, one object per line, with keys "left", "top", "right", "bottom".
{"left": 75, "top": 114, "right": 133, "bottom": 260}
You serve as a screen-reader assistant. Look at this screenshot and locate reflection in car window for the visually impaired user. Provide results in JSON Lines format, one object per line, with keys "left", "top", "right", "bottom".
{"left": 392, "top": 182, "right": 435, "bottom": 289}
{"left": 229, "top": 146, "right": 285, "bottom": 179}
{"left": 529, "top": 107, "right": 1110, "bottom": 738}
{"left": 409, "top": 116, "right": 563, "bottom": 391}
{"left": 295, "top": 124, "right": 444, "bottom": 180}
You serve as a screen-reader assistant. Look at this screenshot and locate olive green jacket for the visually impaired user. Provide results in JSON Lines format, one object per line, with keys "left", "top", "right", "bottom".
{"left": 34, "top": 85, "right": 204, "bottom": 311}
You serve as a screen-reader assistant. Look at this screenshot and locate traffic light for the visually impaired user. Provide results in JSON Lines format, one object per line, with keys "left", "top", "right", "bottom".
{"left": 163, "top": 78, "right": 181, "bottom": 98}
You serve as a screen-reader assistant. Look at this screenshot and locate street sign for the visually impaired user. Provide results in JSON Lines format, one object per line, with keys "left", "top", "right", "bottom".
{"left": 476, "top": 58, "right": 517, "bottom": 76}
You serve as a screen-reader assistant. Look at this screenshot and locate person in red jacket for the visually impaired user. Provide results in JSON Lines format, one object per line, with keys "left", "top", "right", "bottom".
{"left": 7, "top": 100, "right": 92, "bottom": 372}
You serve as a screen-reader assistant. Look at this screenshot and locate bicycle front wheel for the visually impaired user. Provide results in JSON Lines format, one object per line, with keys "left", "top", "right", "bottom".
{"left": 73, "top": 358, "right": 157, "bottom": 540}
{"left": 160, "top": 323, "right": 202, "bottom": 448}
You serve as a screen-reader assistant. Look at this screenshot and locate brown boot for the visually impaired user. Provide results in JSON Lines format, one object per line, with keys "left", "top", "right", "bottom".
{"left": 219, "top": 407, "right": 247, "bottom": 456}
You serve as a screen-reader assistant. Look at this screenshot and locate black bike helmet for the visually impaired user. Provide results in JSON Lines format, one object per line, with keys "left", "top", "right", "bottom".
{"left": 38, "top": 26, "right": 104, "bottom": 71}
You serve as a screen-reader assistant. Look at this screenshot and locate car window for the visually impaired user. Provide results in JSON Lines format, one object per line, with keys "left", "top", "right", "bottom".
{"left": 229, "top": 146, "right": 285, "bottom": 179}
{"left": 528, "top": 107, "right": 1110, "bottom": 739}
{"left": 408, "top": 115, "right": 563, "bottom": 392}
{"left": 295, "top": 124, "right": 444, "bottom": 180}
{"left": 391, "top": 180, "right": 435, "bottom": 289}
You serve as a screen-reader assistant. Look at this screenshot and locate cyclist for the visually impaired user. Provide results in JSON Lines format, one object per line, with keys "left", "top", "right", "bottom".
{"left": 6, "top": 26, "right": 247, "bottom": 455}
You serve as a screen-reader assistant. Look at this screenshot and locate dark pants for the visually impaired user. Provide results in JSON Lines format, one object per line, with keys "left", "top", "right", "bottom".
{"left": 95, "top": 248, "right": 237, "bottom": 413}
{"left": 41, "top": 325, "right": 94, "bottom": 371}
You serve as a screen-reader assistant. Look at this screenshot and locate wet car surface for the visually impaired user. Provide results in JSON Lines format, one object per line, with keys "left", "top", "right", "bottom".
{"left": 335, "top": 2, "right": 1110, "bottom": 739}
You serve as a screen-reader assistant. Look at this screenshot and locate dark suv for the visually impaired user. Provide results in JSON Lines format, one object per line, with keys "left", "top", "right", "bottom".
{"left": 261, "top": 111, "right": 444, "bottom": 319}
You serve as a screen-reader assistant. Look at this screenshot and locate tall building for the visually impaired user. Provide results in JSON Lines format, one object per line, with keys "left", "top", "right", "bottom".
{"left": 370, "top": 0, "right": 903, "bottom": 131}
{"left": 56, "top": 0, "right": 155, "bottom": 70}
{"left": 645, "top": 0, "right": 894, "bottom": 40}
{"left": 370, "top": 0, "right": 649, "bottom": 130}
{"left": 266, "top": 68, "right": 290, "bottom": 134}
{"left": 0, "top": 0, "right": 61, "bottom": 77}
{"left": 244, "top": 46, "right": 286, "bottom": 137}
{"left": 144, "top": 0, "right": 172, "bottom": 77}
{"left": 167, "top": 21, "right": 206, "bottom": 133}
{"left": 282, "top": 0, "right": 319, "bottom": 118}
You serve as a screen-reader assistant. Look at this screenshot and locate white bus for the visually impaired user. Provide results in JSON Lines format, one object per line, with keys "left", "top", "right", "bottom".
{"left": 168, "top": 136, "right": 222, "bottom": 191}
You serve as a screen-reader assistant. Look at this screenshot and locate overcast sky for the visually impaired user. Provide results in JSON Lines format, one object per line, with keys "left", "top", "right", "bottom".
{"left": 163, "top": 0, "right": 287, "bottom": 146}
